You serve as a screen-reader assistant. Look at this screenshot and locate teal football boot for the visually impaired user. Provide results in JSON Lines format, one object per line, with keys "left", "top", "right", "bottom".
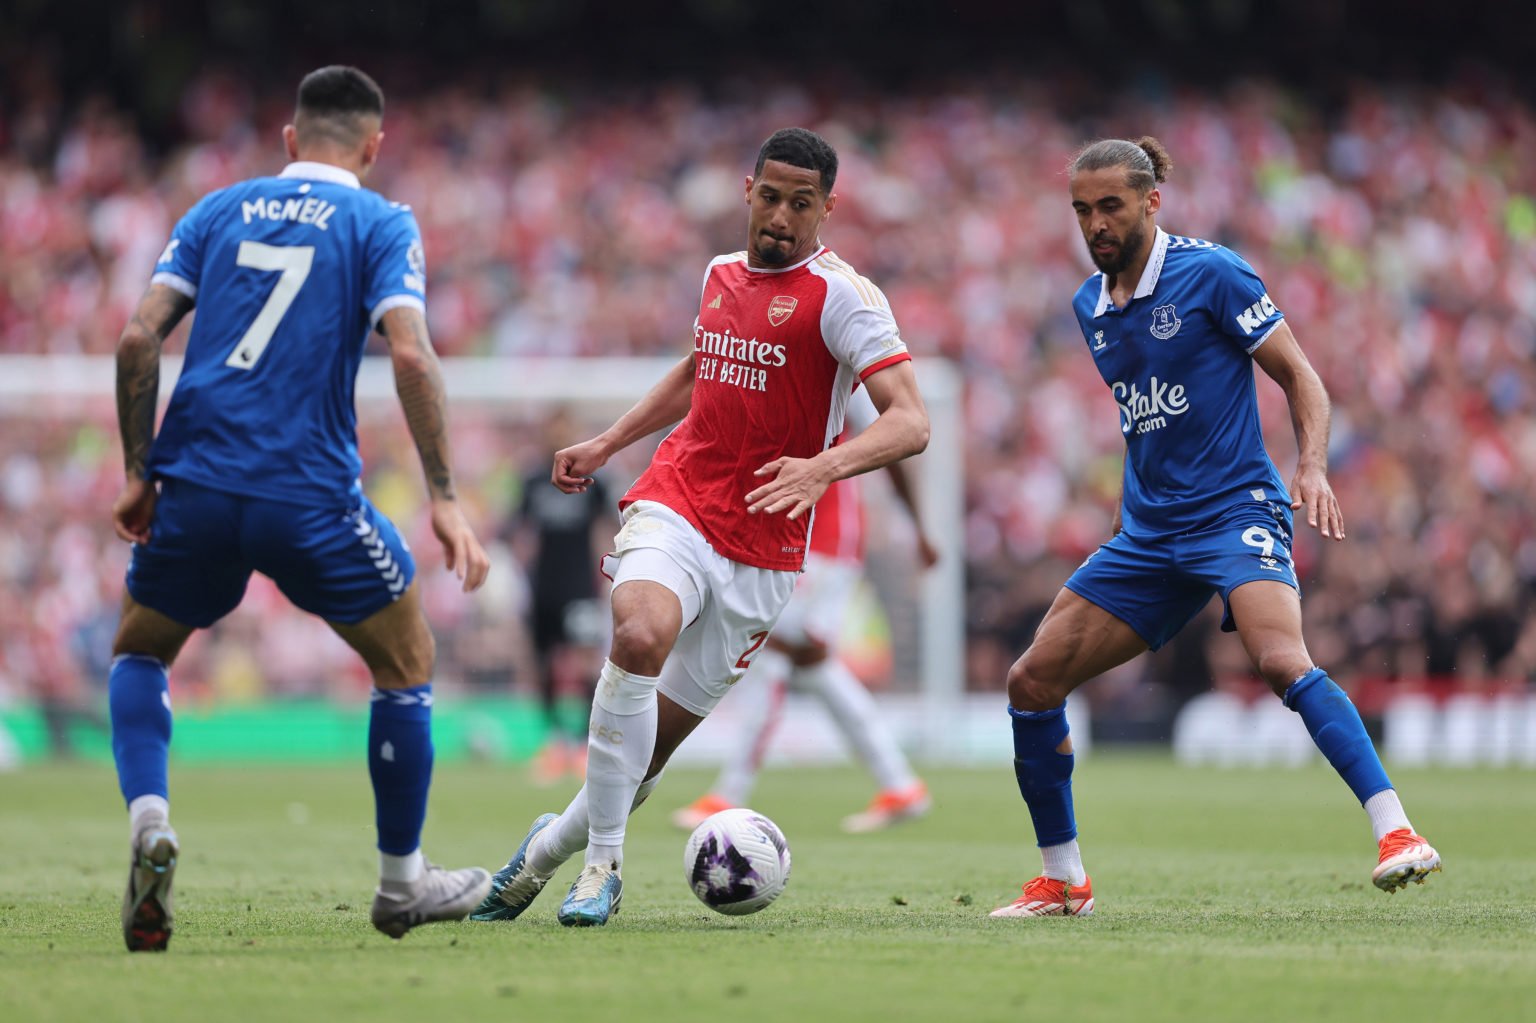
{"left": 557, "top": 863, "right": 623, "bottom": 926}
{"left": 471, "top": 813, "right": 558, "bottom": 922}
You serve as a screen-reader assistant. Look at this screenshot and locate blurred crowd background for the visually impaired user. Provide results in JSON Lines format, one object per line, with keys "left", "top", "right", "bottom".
{"left": 3, "top": 0, "right": 1534, "bottom": 749}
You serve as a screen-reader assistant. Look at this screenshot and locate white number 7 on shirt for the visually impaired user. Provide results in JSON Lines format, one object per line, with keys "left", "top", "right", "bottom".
{"left": 226, "top": 241, "right": 314, "bottom": 370}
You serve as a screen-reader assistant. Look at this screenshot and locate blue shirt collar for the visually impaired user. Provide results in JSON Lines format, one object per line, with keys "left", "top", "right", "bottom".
{"left": 1093, "top": 227, "right": 1169, "bottom": 317}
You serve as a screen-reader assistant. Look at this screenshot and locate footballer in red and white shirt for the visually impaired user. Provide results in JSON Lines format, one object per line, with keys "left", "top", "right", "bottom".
{"left": 474, "top": 127, "right": 928, "bottom": 927}
{"left": 627, "top": 240, "right": 912, "bottom": 571}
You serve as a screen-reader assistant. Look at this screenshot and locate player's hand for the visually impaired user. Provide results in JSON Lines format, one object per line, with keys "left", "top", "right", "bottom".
{"left": 112, "top": 477, "right": 157, "bottom": 544}
{"left": 915, "top": 533, "right": 940, "bottom": 570}
{"left": 746, "top": 457, "right": 834, "bottom": 520}
{"left": 1290, "top": 464, "right": 1345, "bottom": 541}
{"left": 552, "top": 438, "right": 609, "bottom": 494}
{"left": 430, "top": 499, "right": 491, "bottom": 592}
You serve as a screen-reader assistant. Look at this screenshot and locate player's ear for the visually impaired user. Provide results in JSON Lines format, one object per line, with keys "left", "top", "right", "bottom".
{"left": 823, "top": 191, "right": 837, "bottom": 219}
{"left": 282, "top": 124, "right": 299, "bottom": 161}
{"left": 365, "top": 130, "right": 385, "bottom": 168}
{"left": 744, "top": 175, "right": 754, "bottom": 205}
{"left": 1146, "top": 187, "right": 1161, "bottom": 217}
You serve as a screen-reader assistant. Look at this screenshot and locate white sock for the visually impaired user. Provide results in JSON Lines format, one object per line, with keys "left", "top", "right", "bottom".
{"left": 798, "top": 658, "right": 918, "bottom": 792}
{"left": 711, "top": 649, "right": 791, "bottom": 805}
{"left": 531, "top": 787, "right": 589, "bottom": 875}
{"left": 631, "top": 772, "right": 663, "bottom": 811}
{"left": 1363, "top": 789, "right": 1412, "bottom": 842}
{"left": 379, "top": 848, "right": 424, "bottom": 884}
{"left": 584, "top": 660, "right": 659, "bottom": 870}
{"left": 1040, "top": 840, "right": 1086, "bottom": 887}
{"left": 128, "top": 794, "right": 170, "bottom": 841}
{"left": 531, "top": 772, "right": 666, "bottom": 876}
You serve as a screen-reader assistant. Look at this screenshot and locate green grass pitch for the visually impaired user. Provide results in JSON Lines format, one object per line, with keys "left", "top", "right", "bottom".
{"left": 2, "top": 755, "right": 1532, "bottom": 1022}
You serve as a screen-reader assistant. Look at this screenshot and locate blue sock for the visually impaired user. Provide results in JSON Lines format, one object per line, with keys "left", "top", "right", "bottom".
{"left": 368, "top": 685, "right": 435, "bottom": 855}
{"left": 1008, "top": 702, "right": 1077, "bottom": 846}
{"left": 109, "top": 655, "right": 173, "bottom": 805}
{"left": 1284, "top": 668, "right": 1392, "bottom": 804}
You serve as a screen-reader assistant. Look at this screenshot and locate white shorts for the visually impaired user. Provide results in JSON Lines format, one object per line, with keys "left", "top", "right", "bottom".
{"left": 605, "top": 501, "right": 798, "bottom": 717}
{"left": 770, "top": 552, "right": 861, "bottom": 648}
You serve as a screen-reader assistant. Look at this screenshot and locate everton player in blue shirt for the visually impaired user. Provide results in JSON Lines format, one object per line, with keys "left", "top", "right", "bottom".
{"left": 109, "top": 67, "right": 492, "bottom": 949}
{"left": 991, "top": 137, "right": 1440, "bottom": 918}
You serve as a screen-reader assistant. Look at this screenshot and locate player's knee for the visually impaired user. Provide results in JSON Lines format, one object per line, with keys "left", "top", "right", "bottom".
{"left": 609, "top": 616, "right": 673, "bottom": 675}
{"left": 111, "top": 606, "right": 188, "bottom": 665}
{"left": 111, "top": 629, "right": 171, "bottom": 664}
{"left": 1253, "top": 646, "right": 1309, "bottom": 697}
{"left": 1006, "top": 649, "right": 1066, "bottom": 712}
{"left": 785, "top": 639, "right": 828, "bottom": 668}
{"left": 372, "top": 624, "right": 436, "bottom": 688}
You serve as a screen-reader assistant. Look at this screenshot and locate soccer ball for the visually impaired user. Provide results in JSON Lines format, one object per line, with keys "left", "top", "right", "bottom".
{"left": 683, "top": 808, "right": 791, "bottom": 915}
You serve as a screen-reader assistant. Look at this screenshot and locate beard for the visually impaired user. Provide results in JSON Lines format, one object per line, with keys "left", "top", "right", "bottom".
{"left": 753, "top": 233, "right": 793, "bottom": 265}
{"left": 1088, "top": 219, "right": 1147, "bottom": 276}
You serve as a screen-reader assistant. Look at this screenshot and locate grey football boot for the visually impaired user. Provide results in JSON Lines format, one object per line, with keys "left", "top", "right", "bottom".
{"left": 122, "top": 824, "right": 179, "bottom": 952}
{"left": 370, "top": 860, "right": 493, "bottom": 939}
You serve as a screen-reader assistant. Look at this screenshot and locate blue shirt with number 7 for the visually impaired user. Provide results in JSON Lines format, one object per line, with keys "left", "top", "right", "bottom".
{"left": 146, "top": 160, "right": 425, "bottom": 507}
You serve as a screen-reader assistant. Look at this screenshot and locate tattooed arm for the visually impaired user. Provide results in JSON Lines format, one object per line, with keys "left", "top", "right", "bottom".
{"left": 380, "top": 306, "right": 457, "bottom": 500}
{"left": 379, "top": 305, "right": 489, "bottom": 592}
{"left": 111, "top": 284, "right": 193, "bottom": 543}
{"left": 117, "top": 284, "right": 192, "bottom": 479}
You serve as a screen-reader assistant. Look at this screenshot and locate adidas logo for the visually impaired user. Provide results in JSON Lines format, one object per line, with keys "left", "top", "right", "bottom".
{"left": 707, "top": 294, "right": 722, "bottom": 309}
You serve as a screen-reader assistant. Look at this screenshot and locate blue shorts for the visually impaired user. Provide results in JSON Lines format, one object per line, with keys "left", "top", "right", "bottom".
{"left": 1064, "top": 501, "right": 1299, "bottom": 651}
{"left": 126, "top": 477, "right": 415, "bottom": 628}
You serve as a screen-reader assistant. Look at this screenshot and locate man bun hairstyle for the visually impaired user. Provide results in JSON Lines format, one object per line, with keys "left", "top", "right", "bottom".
{"left": 754, "top": 127, "right": 839, "bottom": 194}
{"left": 295, "top": 66, "right": 385, "bottom": 146}
{"left": 1070, "top": 136, "right": 1173, "bottom": 194}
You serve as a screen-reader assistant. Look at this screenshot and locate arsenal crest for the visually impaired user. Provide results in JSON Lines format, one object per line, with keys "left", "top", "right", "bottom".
{"left": 767, "top": 295, "right": 798, "bottom": 327}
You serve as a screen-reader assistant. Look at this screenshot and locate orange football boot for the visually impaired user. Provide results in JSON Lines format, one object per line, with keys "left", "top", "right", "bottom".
{"left": 990, "top": 874, "right": 1094, "bottom": 918}
{"left": 670, "top": 794, "right": 736, "bottom": 831}
{"left": 1372, "top": 828, "right": 1441, "bottom": 892}
{"left": 840, "top": 782, "right": 932, "bottom": 833}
